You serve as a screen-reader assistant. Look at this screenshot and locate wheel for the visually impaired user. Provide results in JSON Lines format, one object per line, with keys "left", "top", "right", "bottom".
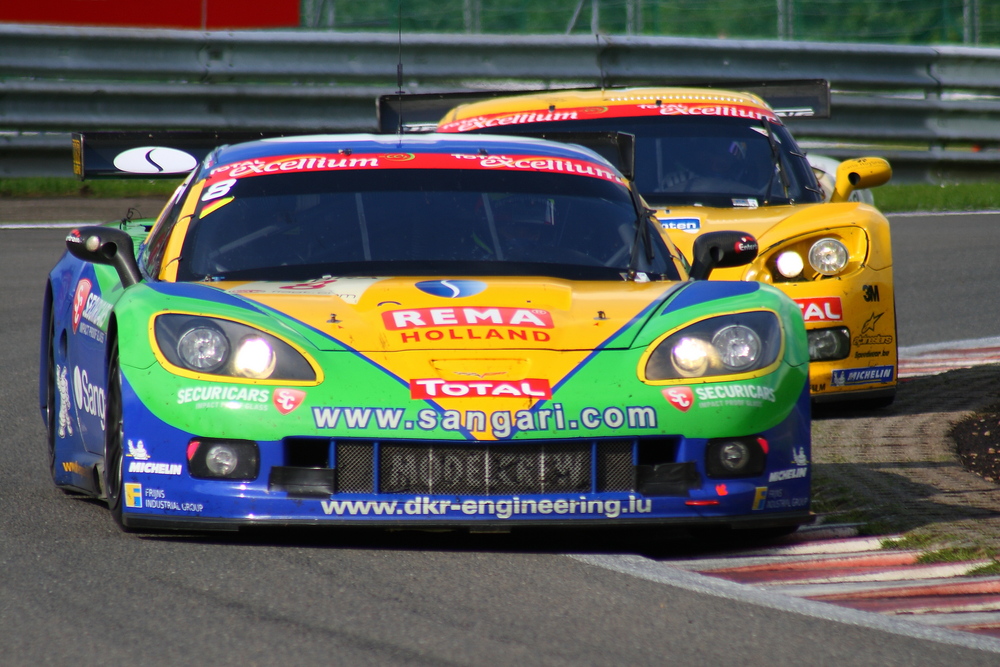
{"left": 104, "top": 338, "right": 130, "bottom": 531}
{"left": 44, "top": 306, "right": 58, "bottom": 480}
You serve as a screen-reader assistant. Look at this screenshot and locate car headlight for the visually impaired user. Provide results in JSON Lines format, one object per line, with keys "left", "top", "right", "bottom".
{"left": 775, "top": 251, "right": 804, "bottom": 279}
{"left": 643, "top": 311, "right": 781, "bottom": 381}
{"left": 154, "top": 314, "right": 316, "bottom": 381}
{"left": 808, "top": 238, "right": 849, "bottom": 276}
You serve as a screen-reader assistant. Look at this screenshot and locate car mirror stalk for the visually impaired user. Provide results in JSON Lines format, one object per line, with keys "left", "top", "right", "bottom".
{"left": 689, "top": 231, "right": 759, "bottom": 281}
{"left": 65, "top": 226, "right": 143, "bottom": 287}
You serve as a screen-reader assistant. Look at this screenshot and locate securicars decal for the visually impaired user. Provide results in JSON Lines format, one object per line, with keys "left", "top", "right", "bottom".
{"left": 71, "top": 279, "right": 112, "bottom": 342}
{"left": 177, "top": 386, "right": 271, "bottom": 410}
{"left": 662, "top": 384, "right": 777, "bottom": 410}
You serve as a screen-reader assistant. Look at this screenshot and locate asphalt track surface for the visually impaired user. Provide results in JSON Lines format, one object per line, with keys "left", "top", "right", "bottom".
{"left": 3, "top": 212, "right": 1000, "bottom": 665}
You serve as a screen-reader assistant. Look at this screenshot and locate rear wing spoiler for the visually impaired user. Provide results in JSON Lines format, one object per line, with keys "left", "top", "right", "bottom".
{"left": 70, "top": 128, "right": 636, "bottom": 182}
{"left": 377, "top": 79, "right": 831, "bottom": 133}
{"left": 72, "top": 131, "right": 272, "bottom": 179}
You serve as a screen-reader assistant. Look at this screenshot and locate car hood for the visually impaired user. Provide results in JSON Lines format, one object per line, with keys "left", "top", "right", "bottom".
{"left": 209, "top": 276, "right": 684, "bottom": 353}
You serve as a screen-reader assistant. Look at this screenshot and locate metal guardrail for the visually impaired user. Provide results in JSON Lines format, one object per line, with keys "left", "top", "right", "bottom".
{"left": 4, "top": 24, "right": 1000, "bottom": 181}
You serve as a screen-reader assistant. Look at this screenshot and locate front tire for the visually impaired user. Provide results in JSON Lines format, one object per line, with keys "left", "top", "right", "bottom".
{"left": 104, "top": 338, "right": 129, "bottom": 531}
{"left": 44, "top": 306, "right": 58, "bottom": 481}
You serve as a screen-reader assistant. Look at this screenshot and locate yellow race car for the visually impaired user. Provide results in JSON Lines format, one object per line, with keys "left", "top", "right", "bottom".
{"left": 427, "top": 84, "right": 895, "bottom": 406}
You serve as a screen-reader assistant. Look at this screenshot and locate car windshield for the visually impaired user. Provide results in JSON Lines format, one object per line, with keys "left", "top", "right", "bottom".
{"left": 467, "top": 116, "right": 825, "bottom": 208}
{"left": 176, "top": 168, "right": 679, "bottom": 282}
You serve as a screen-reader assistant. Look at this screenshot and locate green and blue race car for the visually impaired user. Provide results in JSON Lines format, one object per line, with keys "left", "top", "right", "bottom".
{"left": 42, "top": 131, "right": 811, "bottom": 533}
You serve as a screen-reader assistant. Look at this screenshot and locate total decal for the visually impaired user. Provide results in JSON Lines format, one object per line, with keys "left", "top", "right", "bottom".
{"left": 71, "top": 279, "right": 113, "bottom": 343}
{"left": 662, "top": 384, "right": 778, "bottom": 412}
{"left": 311, "top": 402, "right": 659, "bottom": 438}
{"left": 411, "top": 378, "right": 551, "bottom": 400}
{"left": 794, "top": 297, "right": 843, "bottom": 323}
{"left": 383, "top": 306, "right": 554, "bottom": 344}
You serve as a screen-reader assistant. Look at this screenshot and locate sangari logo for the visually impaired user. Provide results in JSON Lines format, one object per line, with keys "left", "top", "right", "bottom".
{"left": 383, "top": 306, "right": 554, "bottom": 344}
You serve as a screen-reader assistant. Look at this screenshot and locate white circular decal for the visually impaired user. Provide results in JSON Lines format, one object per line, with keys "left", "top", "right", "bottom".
{"left": 113, "top": 146, "right": 198, "bottom": 174}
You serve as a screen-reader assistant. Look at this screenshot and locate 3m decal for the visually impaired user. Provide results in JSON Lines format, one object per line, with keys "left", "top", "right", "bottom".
{"left": 795, "top": 297, "right": 843, "bottom": 322}
{"left": 410, "top": 378, "right": 551, "bottom": 399}
{"left": 862, "top": 284, "right": 880, "bottom": 302}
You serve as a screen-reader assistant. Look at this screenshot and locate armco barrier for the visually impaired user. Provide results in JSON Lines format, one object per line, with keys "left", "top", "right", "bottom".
{"left": 4, "top": 23, "right": 1000, "bottom": 181}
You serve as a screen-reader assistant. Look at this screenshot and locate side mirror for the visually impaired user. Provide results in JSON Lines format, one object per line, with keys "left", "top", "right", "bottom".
{"left": 831, "top": 157, "right": 892, "bottom": 203}
{"left": 65, "top": 226, "right": 142, "bottom": 287}
{"left": 689, "top": 231, "right": 758, "bottom": 281}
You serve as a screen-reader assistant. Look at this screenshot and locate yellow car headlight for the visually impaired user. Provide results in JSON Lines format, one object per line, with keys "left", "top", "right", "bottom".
{"left": 808, "top": 238, "right": 849, "bottom": 276}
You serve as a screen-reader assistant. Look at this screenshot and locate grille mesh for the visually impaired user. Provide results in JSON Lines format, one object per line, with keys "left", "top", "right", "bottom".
{"left": 340, "top": 440, "right": 635, "bottom": 495}
{"left": 597, "top": 439, "right": 635, "bottom": 491}
{"left": 335, "top": 441, "right": 374, "bottom": 493}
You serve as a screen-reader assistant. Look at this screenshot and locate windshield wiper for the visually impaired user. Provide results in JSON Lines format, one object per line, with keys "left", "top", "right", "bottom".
{"left": 761, "top": 119, "right": 792, "bottom": 205}
{"left": 625, "top": 186, "right": 656, "bottom": 281}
